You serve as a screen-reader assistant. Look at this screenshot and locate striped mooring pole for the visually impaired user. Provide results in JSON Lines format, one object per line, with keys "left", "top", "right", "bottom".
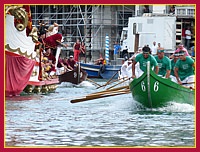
{"left": 105, "top": 34, "right": 109, "bottom": 64}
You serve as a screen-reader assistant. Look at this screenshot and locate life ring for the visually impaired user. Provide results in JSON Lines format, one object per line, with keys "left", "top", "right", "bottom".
{"left": 99, "top": 64, "right": 106, "bottom": 74}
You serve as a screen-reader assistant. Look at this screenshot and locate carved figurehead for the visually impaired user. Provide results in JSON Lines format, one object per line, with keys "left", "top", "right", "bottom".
{"left": 5, "top": 5, "right": 28, "bottom": 31}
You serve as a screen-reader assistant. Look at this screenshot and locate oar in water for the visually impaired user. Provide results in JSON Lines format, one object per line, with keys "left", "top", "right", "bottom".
{"left": 86, "top": 78, "right": 102, "bottom": 87}
{"left": 70, "top": 88, "right": 130, "bottom": 103}
{"left": 96, "top": 70, "right": 120, "bottom": 89}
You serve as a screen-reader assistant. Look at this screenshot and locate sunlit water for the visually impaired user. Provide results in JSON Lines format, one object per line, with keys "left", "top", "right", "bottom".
{"left": 5, "top": 79, "right": 195, "bottom": 147}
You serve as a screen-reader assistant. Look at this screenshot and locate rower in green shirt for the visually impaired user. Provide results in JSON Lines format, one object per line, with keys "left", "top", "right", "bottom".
{"left": 174, "top": 50, "right": 195, "bottom": 87}
{"left": 170, "top": 51, "right": 180, "bottom": 82}
{"left": 154, "top": 49, "right": 171, "bottom": 78}
{"left": 132, "top": 46, "right": 159, "bottom": 78}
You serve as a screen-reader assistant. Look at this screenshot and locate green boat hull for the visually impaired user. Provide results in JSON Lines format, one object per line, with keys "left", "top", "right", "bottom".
{"left": 129, "top": 66, "right": 195, "bottom": 108}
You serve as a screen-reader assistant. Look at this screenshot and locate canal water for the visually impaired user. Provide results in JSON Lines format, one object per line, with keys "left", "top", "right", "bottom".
{"left": 5, "top": 79, "right": 195, "bottom": 147}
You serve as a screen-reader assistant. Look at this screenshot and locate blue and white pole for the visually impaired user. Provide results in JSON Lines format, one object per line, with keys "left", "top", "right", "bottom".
{"left": 105, "top": 34, "right": 109, "bottom": 64}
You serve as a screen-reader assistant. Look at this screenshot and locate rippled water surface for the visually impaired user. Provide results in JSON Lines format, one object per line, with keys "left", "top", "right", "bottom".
{"left": 5, "top": 80, "right": 195, "bottom": 147}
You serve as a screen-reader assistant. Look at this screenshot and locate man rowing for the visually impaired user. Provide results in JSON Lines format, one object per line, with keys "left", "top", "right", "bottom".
{"left": 170, "top": 51, "right": 179, "bottom": 82}
{"left": 174, "top": 50, "right": 195, "bottom": 88}
{"left": 132, "top": 46, "right": 159, "bottom": 78}
{"left": 154, "top": 49, "right": 171, "bottom": 78}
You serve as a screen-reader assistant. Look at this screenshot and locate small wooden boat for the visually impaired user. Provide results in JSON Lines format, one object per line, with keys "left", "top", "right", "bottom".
{"left": 129, "top": 62, "right": 195, "bottom": 108}
{"left": 58, "top": 67, "right": 88, "bottom": 85}
{"left": 80, "top": 63, "right": 121, "bottom": 79}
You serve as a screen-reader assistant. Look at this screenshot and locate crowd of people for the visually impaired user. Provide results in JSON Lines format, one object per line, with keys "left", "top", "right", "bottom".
{"left": 39, "top": 46, "right": 78, "bottom": 80}
{"left": 30, "top": 21, "right": 87, "bottom": 80}
{"left": 120, "top": 42, "right": 195, "bottom": 88}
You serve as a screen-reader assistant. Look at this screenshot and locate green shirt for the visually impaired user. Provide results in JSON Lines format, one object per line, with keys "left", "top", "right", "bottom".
{"left": 170, "top": 58, "right": 178, "bottom": 76}
{"left": 154, "top": 56, "right": 171, "bottom": 76}
{"left": 175, "top": 56, "right": 194, "bottom": 81}
{"left": 135, "top": 54, "right": 158, "bottom": 72}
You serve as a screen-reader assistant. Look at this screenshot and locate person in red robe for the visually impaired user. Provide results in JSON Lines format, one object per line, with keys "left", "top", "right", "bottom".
{"left": 73, "top": 39, "right": 81, "bottom": 62}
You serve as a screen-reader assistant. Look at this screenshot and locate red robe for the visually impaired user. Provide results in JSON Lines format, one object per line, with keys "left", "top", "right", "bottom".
{"left": 43, "top": 33, "right": 62, "bottom": 49}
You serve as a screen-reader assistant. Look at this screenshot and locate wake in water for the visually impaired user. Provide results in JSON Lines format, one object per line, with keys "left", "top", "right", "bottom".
{"left": 135, "top": 101, "right": 195, "bottom": 113}
{"left": 106, "top": 94, "right": 195, "bottom": 113}
{"left": 58, "top": 81, "right": 96, "bottom": 88}
{"left": 157, "top": 102, "right": 195, "bottom": 113}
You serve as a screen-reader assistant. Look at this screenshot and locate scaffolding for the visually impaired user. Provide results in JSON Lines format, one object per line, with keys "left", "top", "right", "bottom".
{"left": 31, "top": 5, "right": 135, "bottom": 61}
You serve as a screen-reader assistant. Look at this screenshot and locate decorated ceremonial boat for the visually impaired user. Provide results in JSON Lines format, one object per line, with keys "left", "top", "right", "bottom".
{"left": 5, "top": 5, "right": 87, "bottom": 96}
{"left": 129, "top": 62, "right": 195, "bottom": 108}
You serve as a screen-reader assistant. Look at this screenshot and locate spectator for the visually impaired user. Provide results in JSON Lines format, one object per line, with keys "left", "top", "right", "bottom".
{"left": 191, "top": 46, "right": 195, "bottom": 57}
{"left": 151, "top": 41, "right": 157, "bottom": 56}
{"left": 80, "top": 41, "right": 86, "bottom": 63}
{"left": 73, "top": 39, "right": 81, "bottom": 62}
{"left": 169, "top": 5, "right": 175, "bottom": 14}
{"left": 157, "top": 43, "right": 161, "bottom": 51}
{"left": 113, "top": 41, "right": 121, "bottom": 61}
{"left": 175, "top": 43, "right": 190, "bottom": 56}
{"left": 185, "top": 26, "right": 192, "bottom": 50}
{"left": 143, "top": 5, "right": 150, "bottom": 13}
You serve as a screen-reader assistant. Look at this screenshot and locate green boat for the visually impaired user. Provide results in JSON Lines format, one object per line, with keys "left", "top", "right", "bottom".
{"left": 129, "top": 62, "right": 195, "bottom": 108}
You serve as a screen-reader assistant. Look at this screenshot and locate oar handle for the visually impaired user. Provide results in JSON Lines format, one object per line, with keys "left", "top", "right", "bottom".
{"left": 70, "top": 89, "right": 130, "bottom": 103}
{"left": 181, "top": 82, "right": 195, "bottom": 85}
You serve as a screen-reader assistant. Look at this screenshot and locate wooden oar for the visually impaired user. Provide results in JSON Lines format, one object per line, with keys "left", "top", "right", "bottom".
{"left": 70, "top": 89, "right": 130, "bottom": 103}
{"left": 181, "top": 82, "right": 195, "bottom": 85}
{"left": 181, "top": 82, "right": 195, "bottom": 90}
{"left": 89, "top": 85, "right": 129, "bottom": 97}
{"left": 86, "top": 78, "right": 102, "bottom": 87}
{"left": 182, "top": 85, "right": 195, "bottom": 90}
{"left": 96, "top": 76, "right": 128, "bottom": 89}
{"left": 88, "top": 87, "right": 130, "bottom": 96}
{"left": 106, "top": 77, "right": 131, "bottom": 90}
{"left": 96, "top": 70, "right": 120, "bottom": 89}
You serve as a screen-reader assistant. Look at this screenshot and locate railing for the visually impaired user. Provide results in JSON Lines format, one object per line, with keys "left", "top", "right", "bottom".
{"left": 175, "top": 6, "right": 195, "bottom": 17}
